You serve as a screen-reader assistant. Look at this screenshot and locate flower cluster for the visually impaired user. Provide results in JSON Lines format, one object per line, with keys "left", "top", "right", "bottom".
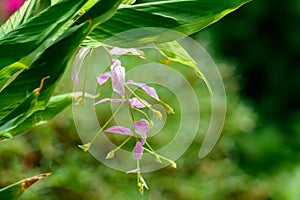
{"left": 94, "top": 58, "right": 162, "bottom": 160}
{"left": 77, "top": 47, "right": 175, "bottom": 194}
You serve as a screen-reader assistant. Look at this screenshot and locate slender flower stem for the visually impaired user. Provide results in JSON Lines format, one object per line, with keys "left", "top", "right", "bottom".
{"left": 129, "top": 101, "right": 135, "bottom": 123}
{"left": 133, "top": 107, "right": 153, "bottom": 125}
{"left": 88, "top": 100, "right": 126, "bottom": 147}
{"left": 125, "top": 85, "right": 157, "bottom": 113}
{"left": 106, "top": 136, "right": 132, "bottom": 159}
{"left": 144, "top": 141, "right": 161, "bottom": 163}
{"left": 102, "top": 46, "right": 113, "bottom": 63}
{"left": 134, "top": 87, "right": 175, "bottom": 114}
{"left": 143, "top": 147, "right": 177, "bottom": 168}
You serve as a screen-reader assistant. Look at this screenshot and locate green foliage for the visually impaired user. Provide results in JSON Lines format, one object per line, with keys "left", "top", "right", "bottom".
{"left": 0, "top": 173, "right": 50, "bottom": 200}
{"left": 0, "top": 0, "right": 251, "bottom": 198}
{"left": 84, "top": 0, "right": 251, "bottom": 47}
{"left": 156, "top": 40, "right": 213, "bottom": 95}
{"left": 0, "top": 0, "right": 40, "bottom": 38}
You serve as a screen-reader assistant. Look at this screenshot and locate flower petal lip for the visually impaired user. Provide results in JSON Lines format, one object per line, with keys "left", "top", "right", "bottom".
{"left": 97, "top": 72, "right": 111, "bottom": 85}
{"left": 94, "top": 98, "right": 124, "bottom": 105}
{"left": 129, "top": 97, "right": 151, "bottom": 108}
{"left": 126, "top": 80, "right": 159, "bottom": 100}
{"left": 134, "top": 119, "right": 150, "bottom": 135}
{"left": 132, "top": 141, "right": 143, "bottom": 160}
{"left": 72, "top": 48, "right": 91, "bottom": 84}
{"left": 110, "top": 47, "right": 146, "bottom": 59}
{"left": 111, "top": 60, "right": 125, "bottom": 96}
{"left": 105, "top": 126, "right": 133, "bottom": 136}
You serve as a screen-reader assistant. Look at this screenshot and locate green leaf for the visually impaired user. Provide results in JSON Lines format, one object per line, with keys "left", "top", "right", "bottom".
{"left": 156, "top": 40, "right": 213, "bottom": 95}
{"left": 0, "top": 93, "right": 73, "bottom": 139}
{"left": 0, "top": 62, "right": 28, "bottom": 93}
{"left": 0, "top": 173, "right": 51, "bottom": 200}
{"left": 121, "top": 0, "right": 136, "bottom": 4}
{"left": 84, "top": 0, "right": 251, "bottom": 47}
{"left": 0, "top": 0, "right": 88, "bottom": 68}
{"left": 0, "top": 0, "right": 40, "bottom": 38}
{"left": 73, "top": 0, "right": 121, "bottom": 28}
{"left": 0, "top": 22, "right": 91, "bottom": 131}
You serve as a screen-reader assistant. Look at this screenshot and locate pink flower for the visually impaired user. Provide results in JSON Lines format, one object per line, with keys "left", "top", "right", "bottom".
{"left": 72, "top": 48, "right": 90, "bottom": 84}
{"left": 105, "top": 126, "right": 133, "bottom": 136}
{"left": 126, "top": 80, "right": 159, "bottom": 100}
{"left": 96, "top": 60, "right": 125, "bottom": 96}
{"left": 94, "top": 98, "right": 124, "bottom": 105}
{"left": 129, "top": 97, "right": 151, "bottom": 108}
{"left": 97, "top": 72, "right": 111, "bottom": 85}
{"left": 134, "top": 119, "right": 150, "bottom": 143}
{"left": 132, "top": 141, "right": 143, "bottom": 160}
{"left": 111, "top": 60, "right": 125, "bottom": 96}
{"left": 2, "top": 0, "right": 24, "bottom": 18}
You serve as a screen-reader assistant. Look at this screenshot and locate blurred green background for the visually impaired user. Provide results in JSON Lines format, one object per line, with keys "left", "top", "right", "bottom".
{"left": 1, "top": 0, "right": 300, "bottom": 199}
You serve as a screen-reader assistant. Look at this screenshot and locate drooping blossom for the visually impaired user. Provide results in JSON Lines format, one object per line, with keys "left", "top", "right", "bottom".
{"left": 105, "top": 126, "right": 133, "bottom": 136}
{"left": 94, "top": 98, "right": 124, "bottom": 106}
{"left": 132, "top": 141, "right": 143, "bottom": 160}
{"left": 126, "top": 80, "right": 159, "bottom": 100}
{"left": 129, "top": 97, "right": 151, "bottom": 108}
{"left": 133, "top": 119, "right": 150, "bottom": 143}
{"left": 104, "top": 118, "right": 150, "bottom": 160}
{"left": 72, "top": 48, "right": 91, "bottom": 84}
{"left": 97, "top": 72, "right": 111, "bottom": 85}
{"left": 95, "top": 59, "right": 159, "bottom": 107}
{"left": 110, "top": 60, "right": 125, "bottom": 96}
{"left": 110, "top": 47, "right": 146, "bottom": 59}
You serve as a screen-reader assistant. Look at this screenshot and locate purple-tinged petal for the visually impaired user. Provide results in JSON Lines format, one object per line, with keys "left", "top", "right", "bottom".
{"left": 134, "top": 119, "right": 150, "bottom": 135}
{"left": 94, "top": 98, "right": 124, "bottom": 105}
{"left": 97, "top": 72, "right": 111, "bottom": 85}
{"left": 72, "top": 48, "right": 91, "bottom": 84}
{"left": 105, "top": 126, "right": 133, "bottom": 136}
{"left": 110, "top": 47, "right": 145, "bottom": 59}
{"left": 111, "top": 60, "right": 125, "bottom": 96}
{"left": 126, "top": 80, "right": 159, "bottom": 100}
{"left": 133, "top": 141, "right": 143, "bottom": 160}
{"left": 3, "top": 0, "right": 24, "bottom": 17}
{"left": 126, "top": 168, "right": 139, "bottom": 174}
{"left": 129, "top": 97, "right": 151, "bottom": 108}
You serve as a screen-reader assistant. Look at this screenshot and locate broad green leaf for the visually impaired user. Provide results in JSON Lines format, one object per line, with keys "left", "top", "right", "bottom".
{"left": 156, "top": 40, "right": 213, "bottom": 95}
{"left": 0, "top": 0, "right": 40, "bottom": 38}
{"left": 0, "top": 22, "right": 91, "bottom": 124}
{"left": 73, "top": 0, "right": 121, "bottom": 28}
{"left": 0, "top": 93, "right": 73, "bottom": 139}
{"left": 50, "top": 0, "right": 60, "bottom": 4}
{"left": 121, "top": 0, "right": 136, "bottom": 4}
{"left": 0, "top": 88, "right": 37, "bottom": 135}
{"left": 84, "top": 0, "right": 251, "bottom": 47}
{"left": 0, "top": 173, "right": 51, "bottom": 200}
{"left": 0, "top": 0, "right": 88, "bottom": 68}
{"left": 0, "top": 62, "right": 28, "bottom": 93}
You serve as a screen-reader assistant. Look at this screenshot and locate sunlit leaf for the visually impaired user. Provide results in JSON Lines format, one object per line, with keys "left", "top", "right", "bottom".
{"left": 0, "top": 62, "right": 28, "bottom": 93}
{"left": 121, "top": 0, "right": 136, "bottom": 4}
{"left": 0, "top": 0, "right": 88, "bottom": 68}
{"left": 0, "top": 93, "right": 74, "bottom": 139}
{"left": 0, "top": 22, "right": 91, "bottom": 138}
{"left": 83, "top": 0, "right": 251, "bottom": 47}
{"left": 157, "top": 40, "right": 213, "bottom": 95}
{"left": 0, "top": 0, "right": 40, "bottom": 38}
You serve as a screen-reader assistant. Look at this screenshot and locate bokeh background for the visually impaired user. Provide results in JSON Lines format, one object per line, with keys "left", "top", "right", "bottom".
{"left": 1, "top": 0, "right": 300, "bottom": 199}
